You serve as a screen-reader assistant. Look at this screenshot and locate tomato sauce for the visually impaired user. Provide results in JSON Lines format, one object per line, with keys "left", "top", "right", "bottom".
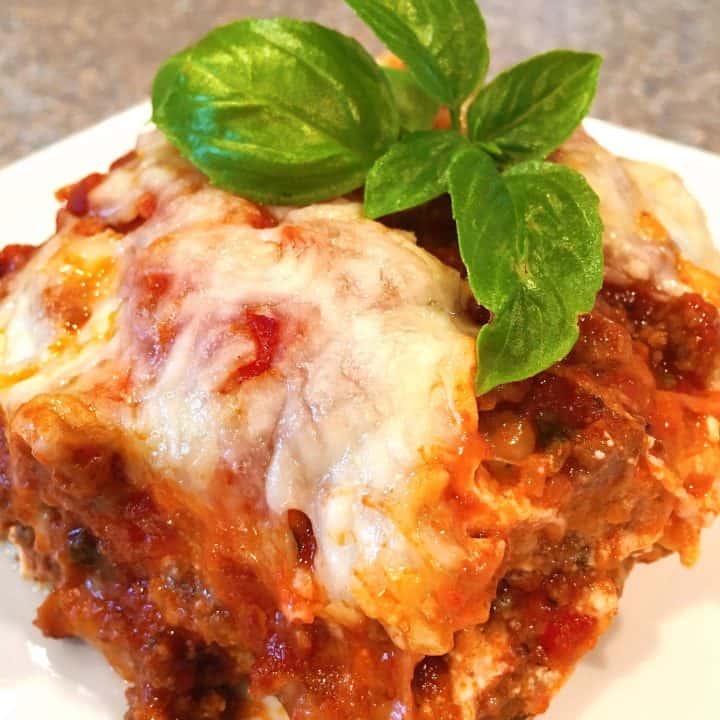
{"left": 288, "top": 509, "right": 317, "bottom": 567}
{"left": 222, "top": 312, "right": 280, "bottom": 392}
{"left": 56, "top": 172, "right": 106, "bottom": 216}
{"left": 0, "top": 244, "right": 36, "bottom": 278}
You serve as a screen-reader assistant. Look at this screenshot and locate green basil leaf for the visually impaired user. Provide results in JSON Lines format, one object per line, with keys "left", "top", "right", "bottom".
{"left": 383, "top": 67, "right": 440, "bottom": 133}
{"left": 503, "top": 161, "right": 603, "bottom": 314}
{"left": 449, "top": 149, "right": 603, "bottom": 393}
{"left": 449, "top": 146, "right": 519, "bottom": 316}
{"left": 345, "top": 0, "right": 489, "bottom": 110}
{"left": 467, "top": 51, "right": 602, "bottom": 165}
{"left": 364, "top": 131, "right": 467, "bottom": 218}
{"left": 152, "top": 18, "right": 399, "bottom": 205}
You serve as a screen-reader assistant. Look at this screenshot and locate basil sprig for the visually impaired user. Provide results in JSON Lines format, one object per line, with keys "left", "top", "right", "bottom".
{"left": 152, "top": 2, "right": 604, "bottom": 393}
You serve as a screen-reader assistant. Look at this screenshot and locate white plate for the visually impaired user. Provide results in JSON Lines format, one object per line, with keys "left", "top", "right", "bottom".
{"left": 1, "top": 105, "right": 719, "bottom": 719}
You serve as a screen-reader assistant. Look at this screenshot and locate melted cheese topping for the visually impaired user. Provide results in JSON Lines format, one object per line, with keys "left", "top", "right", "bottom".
{"left": 0, "top": 131, "right": 496, "bottom": 654}
{"left": 0, "top": 226, "right": 124, "bottom": 407}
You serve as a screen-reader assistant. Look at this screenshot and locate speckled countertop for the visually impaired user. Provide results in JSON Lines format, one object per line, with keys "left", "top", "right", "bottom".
{"left": 1, "top": 0, "right": 718, "bottom": 166}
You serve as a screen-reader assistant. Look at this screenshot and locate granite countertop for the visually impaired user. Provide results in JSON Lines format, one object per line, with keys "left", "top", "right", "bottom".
{"left": 1, "top": 0, "right": 718, "bottom": 166}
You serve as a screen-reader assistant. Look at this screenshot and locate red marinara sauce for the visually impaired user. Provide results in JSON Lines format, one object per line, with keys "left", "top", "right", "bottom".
{"left": 0, "top": 244, "right": 36, "bottom": 279}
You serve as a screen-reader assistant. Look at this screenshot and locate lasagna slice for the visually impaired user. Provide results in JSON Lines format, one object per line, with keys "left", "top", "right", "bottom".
{"left": 1, "top": 126, "right": 719, "bottom": 720}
